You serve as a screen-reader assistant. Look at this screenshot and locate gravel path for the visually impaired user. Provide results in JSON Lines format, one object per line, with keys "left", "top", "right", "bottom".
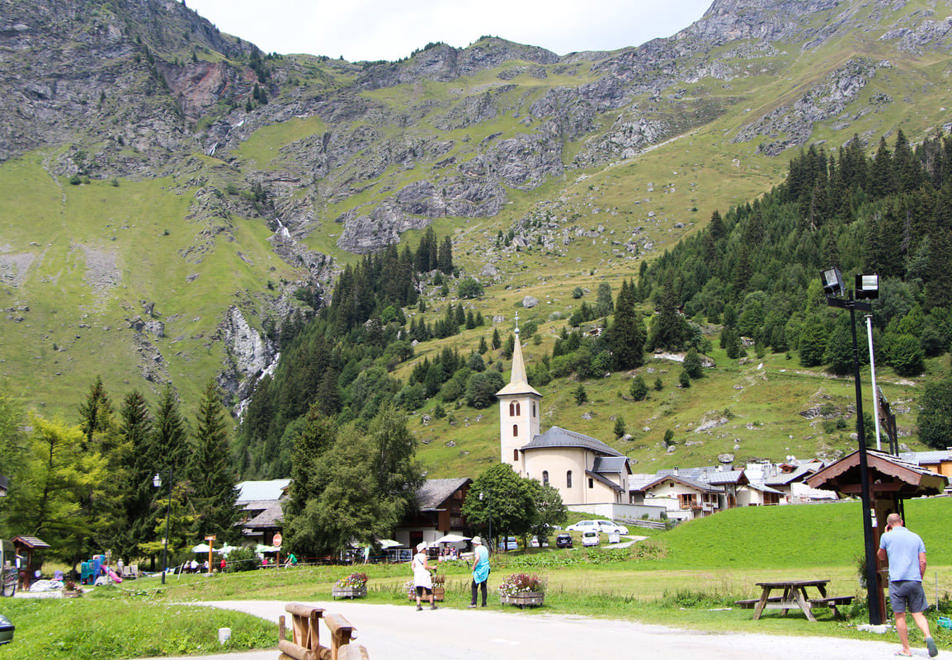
{"left": 138, "top": 599, "right": 949, "bottom": 660}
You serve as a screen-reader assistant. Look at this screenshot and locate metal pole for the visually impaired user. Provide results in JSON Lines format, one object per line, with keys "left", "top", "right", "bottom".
{"left": 161, "top": 466, "right": 173, "bottom": 586}
{"left": 865, "top": 314, "right": 882, "bottom": 451}
{"left": 850, "top": 304, "right": 883, "bottom": 625}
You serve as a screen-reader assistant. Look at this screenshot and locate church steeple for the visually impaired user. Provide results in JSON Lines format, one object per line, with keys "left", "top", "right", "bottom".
{"left": 496, "top": 314, "right": 541, "bottom": 473}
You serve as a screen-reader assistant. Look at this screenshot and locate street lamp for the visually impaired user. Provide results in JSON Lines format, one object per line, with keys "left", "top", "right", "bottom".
{"left": 820, "top": 268, "right": 883, "bottom": 625}
{"left": 153, "top": 467, "right": 173, "bottom": 585}
{"left": 479, "top": 490, "right": 492, "bottom": 552}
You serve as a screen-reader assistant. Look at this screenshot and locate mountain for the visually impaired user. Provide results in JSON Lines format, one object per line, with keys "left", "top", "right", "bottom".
{"left": 1, "top": 0, "right": 950, "bottom": 469}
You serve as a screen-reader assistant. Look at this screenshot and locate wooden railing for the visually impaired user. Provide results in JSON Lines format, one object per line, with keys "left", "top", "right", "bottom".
{"left": 278, "top": 602, "right": 369, "bottom": 660}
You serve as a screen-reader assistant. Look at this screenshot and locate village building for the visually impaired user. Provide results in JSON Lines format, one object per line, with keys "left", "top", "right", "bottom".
{"left": 495, "top": 325, "right": 657, "bottom": 520}
{"left": 235, "top": 478, "right": 289, "bottom": 548}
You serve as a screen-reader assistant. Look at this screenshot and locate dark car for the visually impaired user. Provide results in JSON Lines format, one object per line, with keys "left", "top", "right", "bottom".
{"left": 555, "top": 533, "right": 573, "bottom": 548}
{"left": 0, "top": 613, "right": 13, "bottom": 645}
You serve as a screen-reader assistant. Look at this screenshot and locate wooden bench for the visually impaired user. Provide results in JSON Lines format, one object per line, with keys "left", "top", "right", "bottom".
{"left": 278, "top": 602, "right": 369, "bottom": 660}
{"left": 808, "top": 596, "right": 854, "bottom": 619}
{"left": 735, "top": 595, "right": 854, "bottom": 619}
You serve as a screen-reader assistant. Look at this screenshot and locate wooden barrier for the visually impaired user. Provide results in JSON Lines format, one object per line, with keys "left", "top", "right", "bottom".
{"left": 278, "top": 602, "right": 369, "bottom": 660}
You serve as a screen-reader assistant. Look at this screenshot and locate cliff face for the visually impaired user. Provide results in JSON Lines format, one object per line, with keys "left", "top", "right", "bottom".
{"left": 3, "top": 0, "right": 952, "bottom": 415}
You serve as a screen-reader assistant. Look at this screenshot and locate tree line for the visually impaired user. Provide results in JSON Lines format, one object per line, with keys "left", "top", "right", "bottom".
{"left": 0, "top": 378, "right": 240, "bottom": 570}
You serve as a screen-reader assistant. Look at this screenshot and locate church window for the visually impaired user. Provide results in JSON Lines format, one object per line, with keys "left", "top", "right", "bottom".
{"left": 532, "top": 401, "right": 536, "bottom": 417}
{"left": 542, "top": 470, "right": 549, "bottom": 485}
{"left": 588, "top": 477, "right": 594, "bottom": 489}
{"left": 515, "top": 402, "right": 521, "bottom": 416}
{"left": 512, "top": 424, "right": 518, "bottom": 437}
{"left": 566, "top": 470, "right": 573, "bottom": 488}
{"left": 513, "top": 449, "right": 519, "bottom": 462}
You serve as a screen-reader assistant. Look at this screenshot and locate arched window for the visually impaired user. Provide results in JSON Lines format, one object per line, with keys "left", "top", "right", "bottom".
{"left": 566, "top": 470, "right": 573, "bottom": 488}
{"left": 515, "top": 402, "right": 521, "bottom": 416}
{"left": 509, "top": 402, "right": 516, "bottom": 416}
{"left": 513, "top": 449, "right": 519, "bottom": 462}
{"left": 512, "top": 424, "right": 519, "bottom": 437}
{"left": 532, "top": 401, "right": 536, "bottom": 417}
{"left": 542, "top": 470, "right": 549, "bottom": 485}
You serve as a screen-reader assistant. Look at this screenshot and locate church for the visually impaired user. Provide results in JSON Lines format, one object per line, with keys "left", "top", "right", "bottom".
{"left": 495, "top": 324, "right": 632, "bottom": 507}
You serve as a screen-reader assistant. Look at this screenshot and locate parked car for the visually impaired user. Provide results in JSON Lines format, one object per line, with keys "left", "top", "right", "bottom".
{"left": 581, "top": 529, "right": 599, "bottom": 547}
{"left": 565, "top": 520, "right": 598, "bottom": 532}
{"left": 595, "top": 520, "right": 629, "bottom": 535}
{"left": 555, "top": 533, "right": 573, "bottom": 548}
{"left": 498, "top": 536, "right": 518, "bottom": 551}
{"left": 0, "top": 613, "right": 13, "bottom": 645}
{"left": 529, "top": 536, "right": 549, "bottom": 548}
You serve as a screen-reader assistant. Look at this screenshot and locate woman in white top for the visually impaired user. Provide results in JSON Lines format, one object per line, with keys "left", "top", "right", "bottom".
{"left": 412, "top": 542, "right": 436, "bottom": 610}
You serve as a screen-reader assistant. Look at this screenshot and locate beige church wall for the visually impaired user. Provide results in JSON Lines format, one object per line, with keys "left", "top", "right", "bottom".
{"left": 523, "top": 447, "right": 589, "bottom": 505}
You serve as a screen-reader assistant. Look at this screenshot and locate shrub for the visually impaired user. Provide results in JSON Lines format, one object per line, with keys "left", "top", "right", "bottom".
{"left": 225, "top": 546, "right": 259, "bottom": 572}
{"left": 498, "top": 573, "right": 546, "bottom": 595}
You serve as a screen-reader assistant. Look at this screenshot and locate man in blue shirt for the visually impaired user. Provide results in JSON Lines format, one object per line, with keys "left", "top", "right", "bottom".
{"left": 877, "top": 513, "right": 937, "bottom": 657}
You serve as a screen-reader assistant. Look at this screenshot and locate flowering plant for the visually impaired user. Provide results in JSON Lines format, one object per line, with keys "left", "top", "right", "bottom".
{"left": 335, "top": 572, "right": 368, "bottom": 589}
{"left": 498, "top": 572, "right": 546, "bottom": 596}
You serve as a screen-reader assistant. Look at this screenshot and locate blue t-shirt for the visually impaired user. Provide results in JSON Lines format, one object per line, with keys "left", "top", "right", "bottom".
{"left": 880, "top": 526, "right": 925, "bottom": 582}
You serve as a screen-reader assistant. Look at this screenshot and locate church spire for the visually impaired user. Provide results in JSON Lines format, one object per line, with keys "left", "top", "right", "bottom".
{"left": 496, "top": 314, "right": 540, "bottom": 397}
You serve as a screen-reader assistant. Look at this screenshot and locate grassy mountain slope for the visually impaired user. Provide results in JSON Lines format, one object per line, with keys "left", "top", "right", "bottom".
{"left": 1, "top": 0, "right": 950, "bottom": 476}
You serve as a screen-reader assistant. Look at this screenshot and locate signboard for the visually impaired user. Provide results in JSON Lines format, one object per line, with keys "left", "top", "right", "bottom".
{"left": 272, "top": 532, "right": 283, "bottom": 548}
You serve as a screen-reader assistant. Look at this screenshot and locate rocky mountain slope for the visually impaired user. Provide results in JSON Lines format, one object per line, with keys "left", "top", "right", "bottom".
{"left": 2, "top": 0, "right": 951, "bottom": 426}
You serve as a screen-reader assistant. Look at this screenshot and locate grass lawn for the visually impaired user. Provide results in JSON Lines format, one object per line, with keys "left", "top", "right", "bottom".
{"left": 3, "top": 498, "right": 951, "bottom": 658}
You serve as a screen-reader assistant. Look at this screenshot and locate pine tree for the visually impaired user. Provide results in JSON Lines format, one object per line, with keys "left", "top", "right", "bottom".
{"left": 78, "top": 375, "right": 115, "bottom": 450}
{"left": 119, "top": 390, "right": 155, "bottom": 560}
{"left": 188, "top": 381, "right": 240, "bottom": 542}
{"left": 610, "top": 279, "right": 646, "bottom": 370}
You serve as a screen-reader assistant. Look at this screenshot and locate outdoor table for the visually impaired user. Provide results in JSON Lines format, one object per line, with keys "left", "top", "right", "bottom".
{"left": 751, "top": 579, "right": 830, "bottom": 622}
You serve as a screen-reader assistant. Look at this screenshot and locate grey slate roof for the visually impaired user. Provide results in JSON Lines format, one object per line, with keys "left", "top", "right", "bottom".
{"left": 416, "top": 478, "right": 471, "bottom": 511}
{"left": 236, "top": 479, "right": 291, "bottom": 503}
{"left": 243, "top": 500, "right": 284, "bottom": 529}
{"left": 521, "top": 426, "right": 623, "bottom": 457}
{"left": 584, "top": 470, "right": 624, "bottom": 492}
{"left": 592, "top": 456, "right": 630, "bottom": 475}
{"left": 899, "top": 450, "right": 952, "bottom": 465}
{"left": 641, "top": 473, "right": 724, "bottom": 494}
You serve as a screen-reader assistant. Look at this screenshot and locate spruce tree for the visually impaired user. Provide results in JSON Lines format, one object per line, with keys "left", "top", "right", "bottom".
{"left": 188, "top": 381, "right": 240, "bottom": 542}
{"left": 610, "top": 279, "right": 646, "bottom": 370}
{"left": 120, "top": 390, "right": 155, "bottom": 560}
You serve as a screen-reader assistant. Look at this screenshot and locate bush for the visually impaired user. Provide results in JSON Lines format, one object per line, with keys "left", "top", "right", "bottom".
{"left": 630, "top": 375, "right": 648, "bottom": 401}
{"left": 225, "top": 546, "right": 259, "bottom": 572}
{"left": 458, "top": 277, "right": 484, "bottom": 299}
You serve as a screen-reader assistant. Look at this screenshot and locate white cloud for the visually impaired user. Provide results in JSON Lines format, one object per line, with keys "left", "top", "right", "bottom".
{"left": 184, "top": 0, "right": 710, "bottom": 61}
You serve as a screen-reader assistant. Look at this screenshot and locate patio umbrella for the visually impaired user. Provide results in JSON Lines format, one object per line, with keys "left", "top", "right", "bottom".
{"left": 377, "top": 539, "right": 403, "bottom": 548}
{"left": 434, "top": 534, "right": 470, "bottom": 544}
{"left": 192, "top": 543, "right": 211, "bottom": 553}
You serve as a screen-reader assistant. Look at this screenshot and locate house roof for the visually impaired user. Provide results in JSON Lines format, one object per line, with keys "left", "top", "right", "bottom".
{"left": 705, "top": 470, "right": 748, "bottom": 486}
{"left": 744, "top": 482, "right": 785, "bottom": 495}
{"left": 765, "top": 464, "right": 817, "bottom": 487}
{"left": 521, "top": 426, "right": 623, "bottom": 457}
{"left": 416, "top": 478, "right": 471, "bottom": 511}
{"left": 899, "top": 450, "right": 952, "bottom": 465}
{"left": 592, "top": 456, "right": 631, "bottom": 475}
{"left": 641, "top": 474, "right": 724, "bottom": 494}
{"left": 807, "top": 449, "right": 948, "bottom": 497}
{"left": 585, "top": 470, "right": 624, "bottom": 493}
{"left": 243, "top": 500, "right": 284, "bottom": 529}
{"left": 12, "top": 536, "right": 51, "bottom": 550}
{"left": 236, "top": 479, "right": 290, "bottom": 503}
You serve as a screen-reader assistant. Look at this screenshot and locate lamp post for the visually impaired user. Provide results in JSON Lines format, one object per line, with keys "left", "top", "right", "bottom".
{"left": 820, "top": 268, "right": 883, "bottom": 625}
{"left": 479, "top": 490, "right": 492, "bottom": 552}
{"left": 153, "top": 467, "right": 173, "bottom": 585}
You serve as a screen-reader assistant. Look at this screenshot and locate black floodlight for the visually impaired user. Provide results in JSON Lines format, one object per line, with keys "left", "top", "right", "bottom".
{"left": 820, "top": 267, "right": 845, "bottom": 298}
{"left": 855, "top": 273, "right": 879, "bottom": 299}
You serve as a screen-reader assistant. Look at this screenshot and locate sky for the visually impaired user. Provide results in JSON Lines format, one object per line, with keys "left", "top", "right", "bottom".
{"left": 184, "top": 0, "right": 713, "bottom": 62}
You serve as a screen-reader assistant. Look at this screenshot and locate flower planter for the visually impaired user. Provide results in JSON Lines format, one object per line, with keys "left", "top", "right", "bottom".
{"left": 500, "top": 591, "right": 545, "bottom": 608}
{"left": 332, "top": 585, "right": 367, "bottom": 599}
{"left": 407, "top": 586, "right": 444, "bottom": 602}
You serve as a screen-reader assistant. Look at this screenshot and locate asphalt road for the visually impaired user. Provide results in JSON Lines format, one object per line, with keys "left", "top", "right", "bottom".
{"left": 139, "top": 600, "right": 949, "bottom": 660}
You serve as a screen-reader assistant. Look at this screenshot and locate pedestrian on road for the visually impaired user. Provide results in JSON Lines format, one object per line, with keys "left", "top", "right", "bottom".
{"left": 469, "top": 536, "right": 490, "bottom": 608}
{"left": 412, "top": 542, "right": 436, "bottom": 611}
{"left": 877, "top": 512, "right": 938, "bottom": 658}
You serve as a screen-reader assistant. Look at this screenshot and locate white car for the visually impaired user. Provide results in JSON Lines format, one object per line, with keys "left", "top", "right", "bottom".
{"left": 565, "top": 520, "right": 599, "bottom": 532}
{"left": 596, "top": 520, "right": 629, "bottom": 535}
{"left": 581, "top": 529, "right": 599, "bottom": 547}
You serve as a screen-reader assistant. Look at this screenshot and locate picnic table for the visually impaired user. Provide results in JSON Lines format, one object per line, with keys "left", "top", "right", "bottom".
{"left": 735, "top": 579, "right": 853, "bottom": 622}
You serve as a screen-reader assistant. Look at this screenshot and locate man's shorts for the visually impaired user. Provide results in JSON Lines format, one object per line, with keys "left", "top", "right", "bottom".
{"left": 415, "top": 585, "right": 432, "bottom": 596}
{"left": 889, "top": 580, "right": 927, "bottom": 613}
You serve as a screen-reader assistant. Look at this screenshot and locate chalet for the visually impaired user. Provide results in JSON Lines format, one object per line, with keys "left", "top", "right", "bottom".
{"left": 392, "top": 477, "right": 471, "bottom": 550}
{"left": 640, "top": 471, "right": 724, "bottom": 521}
{"left": 235, "top": 478, "right": 289, "bottom": 547}
{"left": 899, "top": 449, "right": 952, "bottom": 483}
